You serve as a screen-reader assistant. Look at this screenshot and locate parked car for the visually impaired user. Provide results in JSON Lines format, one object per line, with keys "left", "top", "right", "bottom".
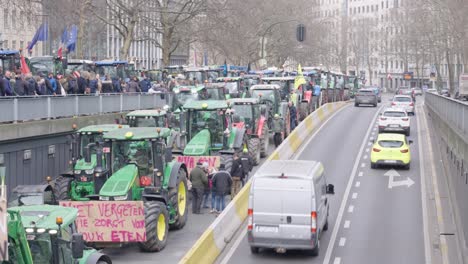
{"left": 391, "top": 95, "right": 415, "bottom": 115}
{"left": 412, "top": 87, "right": 423, "bottom": 96}
{"left": 440, "top": 89, "right": 450, "bottom": 97}
{"left": 370, "top": 133, "right": 413, "bottom": 170}
{"left": 426, "top": 88, "right": 438, "bottom": 94}
{"left": 355, "top": 88, "right": 378, "bottom": 107}
{"left": 378, "top": 108, "right": 411, "bottom": 136}
{"left": 247, "top": 160, "right": 335, "bottom": 256}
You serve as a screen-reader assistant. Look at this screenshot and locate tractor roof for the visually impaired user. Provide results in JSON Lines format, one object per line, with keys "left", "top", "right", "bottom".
{"left": 67, "top": 59, "right": 94, "bottom": 64}
{"left": 8, "top": 205, "right": 78, "bottom": 230}
{"left": 95, "top": 60, "right": 128, "bottom": 66}
{"left": 78, "top": 124, "right": 128, "bottom": 133}
{"left": 173, "top": 85, "right": 203, "bottom": 93}
{"left": 242, "top": 74, "right": 260, "bottom": 79}
{"left": 104, "top": 127, "right": 171, "bottom": 140}
{"left": 216, "top": 77, "right": 242, "bottom": 82}
{"left": 261, "top": 76, "right": 295, "bottom": 81}
{"left": 0, "top": 50, "right": 20, "bottom": 56}
{"left": 228, "top": 98, "right": 259, "bottom": 105}
{"left": 250, "top": 84, "right": 282, "bottom": 90}
{"left": 183, "top": 100, "right": 228, "bottom": 110}
{"left": 127, "top": 109, "right": 168, "bottom": 117}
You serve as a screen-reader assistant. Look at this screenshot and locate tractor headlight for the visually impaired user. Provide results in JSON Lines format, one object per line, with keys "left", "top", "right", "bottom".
{"left": 37, "top": 228, "right": 46, "bottom": 234}
{"left": 25, "top": 228, "right": 34, "bottom": 233}
{"left": 156, "top": 172, "right": 162, "bottom": 177}
{"left": 49, "top": 230, "right": 58, "bottom": 235}
{"left": 113, "top": 195, "right": 128, "bottom": 201}
{"left": 74, "top": 170, "right": 81, "bottom": 175}
{"left": 85, "top": 169, "right": 94, "bottom": 174}
{"left": 99, "top": 196, "right": 110, "bottom": 201}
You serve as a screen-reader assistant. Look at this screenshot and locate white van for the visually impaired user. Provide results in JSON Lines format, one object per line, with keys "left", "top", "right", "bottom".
{"left": 247, "top": 160, "right": 335, "bottom": 255}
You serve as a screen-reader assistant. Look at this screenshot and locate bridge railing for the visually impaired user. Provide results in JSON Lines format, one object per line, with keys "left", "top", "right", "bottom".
{"left": 0, "top": 93, "right": 168, "bottom": 123}
{"left": 425, "top": 92, "right": 468, "bottom": 143}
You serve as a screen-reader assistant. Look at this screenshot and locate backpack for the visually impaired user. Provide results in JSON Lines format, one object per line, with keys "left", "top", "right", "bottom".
{"left": 68, "top": 79, "right": 78, "bottom": 94}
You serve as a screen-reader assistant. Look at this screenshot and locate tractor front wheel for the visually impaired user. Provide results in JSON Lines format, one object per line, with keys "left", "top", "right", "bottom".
{"left": 248, "top": 138, "right": 261, "bottom": 165}
{"left": 53, "top": 176, "right": 73, "bottom": 201}
{"left": 221, "top": 155, "right": 234, "bottom": 174}
{"left": 169, "top": 168, "right": 188, "bottom": 230}
{"left": 299, "top": 102, "right": 308, "bottom": 121}
{"left": 138, "top": 201, "right": 169, "bottom": 252}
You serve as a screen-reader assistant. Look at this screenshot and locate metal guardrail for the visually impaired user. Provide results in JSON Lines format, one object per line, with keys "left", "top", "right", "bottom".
{"left": 0, "top": 93, "right": 168, "bottom": 123}
{"left": 425, "top": 92, "right": 468, "bottom": 143}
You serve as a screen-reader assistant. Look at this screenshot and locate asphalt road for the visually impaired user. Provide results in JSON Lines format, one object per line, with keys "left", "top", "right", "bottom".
{"left": 216, "top": 95, "right": 428, "bottom": 264}
{"left": 104, "top": 135, "right": 275, "bottom": 263}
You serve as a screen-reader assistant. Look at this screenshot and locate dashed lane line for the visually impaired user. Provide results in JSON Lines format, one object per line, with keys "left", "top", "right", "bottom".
{"left": 339, "top": 237, "right": 346, "bottom": 247}
{"left": 344, "top": 220, "right": 350, "bottom": 229}
{"left": 355, "top": 181, "right": 361, "bottom": 188}
{"left": 348, "top": 205, "right": 354, "bottom": 213}
{"left": 361, "top": 163, "right": 365, "bottom": 168}
{"left": 358, "top": 171, "right": 363, "bottom": 177}
{"left": 333, "top": 257, "right": 341, "bottom": 264}
{"left": 352, "top": 193, "right": 358, "bottom": 199}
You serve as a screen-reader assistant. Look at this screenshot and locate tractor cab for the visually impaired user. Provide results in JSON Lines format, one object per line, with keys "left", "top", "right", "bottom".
{"left": 242, "top": 74, "right": 261, "bottom": 90}
{"left": 29, "top": 56, "right": 65, "bottom": 76}
{"left": 250, "top": 84, "right": 283, "bottom": 115}
{"left": 95, "top": 60, "right": 130, "bottom": 91}
{"left": 65, "top": 59, "right": 95, "bottom": 73}
{"left": 126, "top": 109, "right": 172, "bottom": 128}
{"left": 173, "top": 85, "right": 201, "bottom": 106}
{"left": 0, "top": 50, "right": 21, "bottom": 73}
{"left": 215, "top": 77, "right": 245, "bottom": 98}
{"left": 203, "top": 83, "right": 229, "bottom": 100}
{"left": 261, "top": 76, "right": 295, "bottom": 101}
{"left": 229, "top": 98, "right": 263, "bottom": 133}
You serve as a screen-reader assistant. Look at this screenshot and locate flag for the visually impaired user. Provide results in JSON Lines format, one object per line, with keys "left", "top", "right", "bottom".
{"left": 27, "top": 22, "right": 49, "bottom": 51}
{"left": 20, "top": 54, "right": 30, "bottom": 74}
{"left": 223, "top": 59, "right": 227, "bottom": 77}
{"left": 294, "top": 64, "right": 307, "bottom": 90}
{"left": 66, "top": 25, "right": 78, "bottom": 52}
{"left": 58, "top": 27, "right": 68, "bottom": 58}
{"left": 247, "top": 62, "right": 251, "bottom": 73}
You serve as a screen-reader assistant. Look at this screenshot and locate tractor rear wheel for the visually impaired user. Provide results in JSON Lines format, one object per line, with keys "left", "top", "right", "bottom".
{"left": 221, "top": 155, "right": 234, "bottom": 174}
{"left": 169, "top": 168, "right": 188, "bottom": 230}
{"left": 299, "top": 102, "right": 308, "bottom": 121}
{"left": 53, "top": 176, "right": 73, "bottom": 201}
{"left": 138, "top": 201, "right": 169, "bottom": 252}
{"left": 260, "top": 124, "right": 269, "bottom": 158}
{"left": 248, "top": 138, "right": 261, "bottom": 165}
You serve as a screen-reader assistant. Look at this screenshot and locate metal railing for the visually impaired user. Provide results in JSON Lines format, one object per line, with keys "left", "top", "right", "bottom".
{"left": 0, "top": 93, "right": 168, "bottom": 123}
{"left": 425, "top": 92, "right": 468, "bottom": 143}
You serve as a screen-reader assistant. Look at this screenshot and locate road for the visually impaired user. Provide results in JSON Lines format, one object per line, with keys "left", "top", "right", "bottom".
{"left": 104, "top": 136, "right": 275, "bottom": 263}
{"left": 217, "top": 95, "right": 428, "bottom": 264}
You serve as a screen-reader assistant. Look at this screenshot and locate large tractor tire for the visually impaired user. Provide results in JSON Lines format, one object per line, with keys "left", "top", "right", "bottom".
{"left": 221, "top": 154, "right": 234, "bottom": 174}
{"left": 298, "top": 102, "right": 309, "bottom": 122}
{"left": 248, "top": 138, "right": 261, "bottom": 165}
{"left": 169, "top": 168, "right": 188, "bottom": 230}
{"left": 53, "top": 176, "right": 73, "bottom": 201}
{"left": 259, "top": 123, "right": 269, "bottom": 158}
{"left": 138, "top": 201, "right": 169, "bottom": 252}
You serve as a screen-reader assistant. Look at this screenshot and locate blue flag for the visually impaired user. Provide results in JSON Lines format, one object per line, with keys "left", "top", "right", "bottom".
{"left": 61, "top": 27, "right": 68, "bottom": 44}
{"left": 27, "top": 22, "right": 49, "bottom": 50}
{"left": 223, "top": 59, "right": 227, "bottom": 77}
{"left": 66, "top": 25, "right": 78, "bottom": 52}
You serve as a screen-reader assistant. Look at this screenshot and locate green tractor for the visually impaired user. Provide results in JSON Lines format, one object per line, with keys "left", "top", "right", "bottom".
{"left": 4, "top": 205, "right": 111, "bottom": 264}
{"left": 249, "top": 84, "right": 291, "bottom": 140}
{"left": 182, "top": 100, "right": 247, "bottom": 171}
{"left": 53, "top": 124, "right": 128, "bottom": 202}
{"left": 229, "top": 98, "right": 270, "bottom": 165}
{"left": 78, "top": 127, "right": 189, "bottom": 251}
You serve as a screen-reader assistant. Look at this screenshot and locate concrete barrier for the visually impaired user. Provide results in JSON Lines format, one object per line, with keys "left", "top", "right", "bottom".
{"left": 180, "top": 101, "right": 348, "bottom": 264}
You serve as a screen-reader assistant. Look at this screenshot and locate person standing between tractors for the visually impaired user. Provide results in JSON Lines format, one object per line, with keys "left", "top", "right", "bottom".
{"left": 190, "top": 162, "right": 208, "bottom": 214}
{"left": 212, "top": 163, "right": 232, "bottom": 213}
{"left": 240, "top": 148, "right": 253, "bottom": 185}
{"left": 288, "top": 101, "right": 297, "bottom": 130}
{"left": 230, "top": 153, "right": 244, "bottom": 199}
{"left": 272, "top": 114, "right": 284, "bottom": 148}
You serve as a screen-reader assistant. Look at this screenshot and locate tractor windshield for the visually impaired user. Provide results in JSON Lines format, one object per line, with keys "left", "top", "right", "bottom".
{"left": 186, "top": 72, "right": 204, "bottom": 83}
{"left": 189, "top": 110, "right": 226, "bottom": 136}
{"left": 251, "top": 89, "right": 275, "bottom": 102}
{"left": 9, "top": 192, "right": 52, "bottom": 207}
{"left": 28, "top": 234, "right": 53, "bottom": 264}
{"left": 80, "top": 133, "right": 103, "bottom": 156}
{"left": 111, "top": 140, "right": 153, "bottom": 174}
{"left": 224, "top": 82, "right": 239, "bottom": 95}
{"left": 130, "top": 116, "right": 167, "bottom": 128}
{"left": 97, "top": 64, "right": 128, "bottom": 80}
{"left": 207, "top": 71, "right": 220, "bottom": 81}
{"left": 201, "top": 88, "right": 224, "bottom": 100}
{"left": 232, "top": 104, "right": 253, "bottom": 123}
{"left": 176, "top": 91, "right": 198, "bottom": 105}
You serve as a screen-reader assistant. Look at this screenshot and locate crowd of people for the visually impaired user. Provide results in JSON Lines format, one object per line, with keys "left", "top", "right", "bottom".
{"left": 189, "top": 149, "right": 253, "bottom": 215}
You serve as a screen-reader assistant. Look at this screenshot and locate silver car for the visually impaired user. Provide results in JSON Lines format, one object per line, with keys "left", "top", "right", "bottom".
{"left": 355, "top": 89, "right": 378, "bottom": 107}
{"left": 391, "top": 95, "right": 415, "bottom": 115}
{"left": 248, "top": 160, "right": 335, "bottom": 255}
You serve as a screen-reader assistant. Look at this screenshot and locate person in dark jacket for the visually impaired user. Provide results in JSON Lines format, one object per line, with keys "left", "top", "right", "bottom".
{"left": 240, "top": 148, "right": 253, "bottom": 185}
{"left": 190, "top": 162, "right": 208, "bottom": 214}
{"left": 2, "top": 71, "right": 14, "bottom": 96}
{"left": 14, "top": 74, "right": 28, "bottom": 96}
{"left": 0, "top": 73, "right": 4, "bottom": 96}
{"left": 139, "top": 76, "right": 151, "bottom": 93}
{"left": 230, "top": 153, "right": 244, "bottom": 199}
{"left": 42, "top": 73, "right": 54, "bottom": 95}
{"left": 25, "top": 74, "right": 37, "bottom": 95}
{"left": 212, "top": 164, "right": 232, "bottom": 212}
{"left": 126, "top": 76, "right": 141, "bottom": 93}
{"left": 47, "top": 72, "right": 58, "bottom": 95}
{"left": 288, "top": 101, "right": 297, "bottom": 130}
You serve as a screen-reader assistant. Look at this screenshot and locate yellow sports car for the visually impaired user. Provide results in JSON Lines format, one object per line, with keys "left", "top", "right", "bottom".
{"left": 370, "top": 133, "right": 413, "bottom": 169}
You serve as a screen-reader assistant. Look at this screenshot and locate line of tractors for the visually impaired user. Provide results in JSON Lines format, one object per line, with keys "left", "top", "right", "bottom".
{"left": 2, "top": 66, "right": 362, "bottom": 264}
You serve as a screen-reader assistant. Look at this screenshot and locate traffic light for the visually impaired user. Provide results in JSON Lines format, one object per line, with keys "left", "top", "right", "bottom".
{"left": 296, "top": 24, "right": 306, "bottom": 42}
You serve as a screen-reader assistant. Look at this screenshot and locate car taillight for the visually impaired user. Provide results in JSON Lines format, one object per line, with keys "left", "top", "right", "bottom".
{"left": 402, "top": 118, "right": 409, "bottom": 121}
{"left": 380, "top": 117, "right": 387, "bottom": 121}
{"left": 373, "top": 148, "right": 381, "bottom": 152}
{"left": 311, "top": 211, "right": 317, "bottom": 233}
{"left": 409, "top": 102, "right": 414, "bottom": 106}
{"left": 391, "top": 102, "right": 396, "bottom": 106}
{"left": 248, "top": 209, "right": 253, "bottom": 231}
{"left": 400, "top": 149, "right": 409, "bottom": 153}
{"left": 140, "top": 176, "right": 152, "bottom": 187}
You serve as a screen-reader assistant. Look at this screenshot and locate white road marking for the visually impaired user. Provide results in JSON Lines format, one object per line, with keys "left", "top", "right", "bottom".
{"left": 367, "top": 142, "right": 372, "bottom": 146}
{"left": 361, "top": 163, "right": 365, "bottom": 168}
{"left": 355, "top": 181, "right": 361, "bottom": 187}
{"left": 371, "top": 131, "right": 375, "bottom": 135}
{"left": 365, "top": 148, "right": 369, "bottom": 152}
{"left": 358, "top": 171, "right": 363, "bottom": 177}
{"left": 333, "top": 257, "right": 341, "bottom": 264}
{"left": 373, "top": 127, "right": 377, "bottom": 131}
{"left": 352, "top": 192, "right": 358, "bottom": 199}
{"left": 339, "top": 237, "right": 346, "bottom": 247}
{"left": 344, "top": 220, "right": 350, "bottom": 229}
{"left": 348, "top": 205, "right": 354, "bottom": 213}
{"left": 219, "top": 223, "right": 247, "bottom": 264}
{"left": 363, "top": 155, "right": 368, "bottom": 159}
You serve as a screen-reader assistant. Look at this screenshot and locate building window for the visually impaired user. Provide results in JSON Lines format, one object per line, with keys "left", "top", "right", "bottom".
{"left": 3, "top": 40, "right": 8, "bottom": 49}
{"left": 3, "top": 9, "right": 8, "bottom": 29}
{"left": 12, "top": 40, "right": 16, "bottom": 50}
{"left": 20, "top": 11, "right": 24, "bottom": 29}
{"left": 391, "top": 61, "right": 393, "bottom": 69}
{"left": 20, "top": 41, "right": 24, "bottom": 49}
{"left": 396, "top": 61, "right": 399, "bottom": 69}
{"left": 367, "top": 6, "right": 369, "bottom": 12}
{"left": 11, "top": 10, "right": 16, "bottom": 28}
{"left": 394, "top": 0, "right": 399, "bottom": 8}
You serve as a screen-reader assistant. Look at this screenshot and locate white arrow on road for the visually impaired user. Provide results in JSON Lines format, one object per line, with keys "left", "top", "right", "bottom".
{"left": 384, "top": 169, "right": 415, "bottom": 189}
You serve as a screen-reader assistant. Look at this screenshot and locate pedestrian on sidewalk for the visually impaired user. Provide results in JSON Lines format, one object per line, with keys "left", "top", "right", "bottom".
{"left": 190, "top": 162, "right": 208, "bottom": 214}
{"left": 230, "top": 153, "right": 244, "bottom": 200}
{"left": 212, "top": 163, "right": 232, "bottom": 213}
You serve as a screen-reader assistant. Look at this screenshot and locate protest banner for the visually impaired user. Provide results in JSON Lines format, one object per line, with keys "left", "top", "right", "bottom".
{"left": 176, "top": 156, "right": 220, "bottom": 172}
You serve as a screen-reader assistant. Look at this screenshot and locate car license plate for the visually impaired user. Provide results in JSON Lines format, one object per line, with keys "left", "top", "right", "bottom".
{"left": 257, "top": 226, "right": 278, "bottom": 233}
{"left": 384, "top": 160, "right": 397, "bottom": 164}
{"left": 390, "top": 124, "right": 399, "bottom": 128}
{"left": 80, "top": 176, "right": 88, "bottom": 182}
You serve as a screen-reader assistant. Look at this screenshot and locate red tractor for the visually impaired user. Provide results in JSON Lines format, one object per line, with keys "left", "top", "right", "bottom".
{"left": 228, "top": 98, "right": 269, "bottom": 165}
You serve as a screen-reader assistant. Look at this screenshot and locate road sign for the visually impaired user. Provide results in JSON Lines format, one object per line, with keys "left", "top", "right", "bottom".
{"left": 384, "top": 169, "right": 414, "bottom": 189}
{"left": 403, "top": 72, "right": 413, "bottom": 80}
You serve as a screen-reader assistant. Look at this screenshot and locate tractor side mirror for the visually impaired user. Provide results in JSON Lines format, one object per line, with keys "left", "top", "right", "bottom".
{"left": 408, "top": 140, "right": 414, "bottom": 144}
{"left": 84, "top": 143, "right": 96, "bottom": 163}
{"left": 326, "top": 184, "right": 335, "bottom": 195}
{"left": 71, "top": 233, "right": 85, "bottom": 259}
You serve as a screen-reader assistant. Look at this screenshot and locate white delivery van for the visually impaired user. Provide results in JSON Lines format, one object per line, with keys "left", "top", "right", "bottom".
{"left": 247, "top": 160, "right": 335, "bottom": 256}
